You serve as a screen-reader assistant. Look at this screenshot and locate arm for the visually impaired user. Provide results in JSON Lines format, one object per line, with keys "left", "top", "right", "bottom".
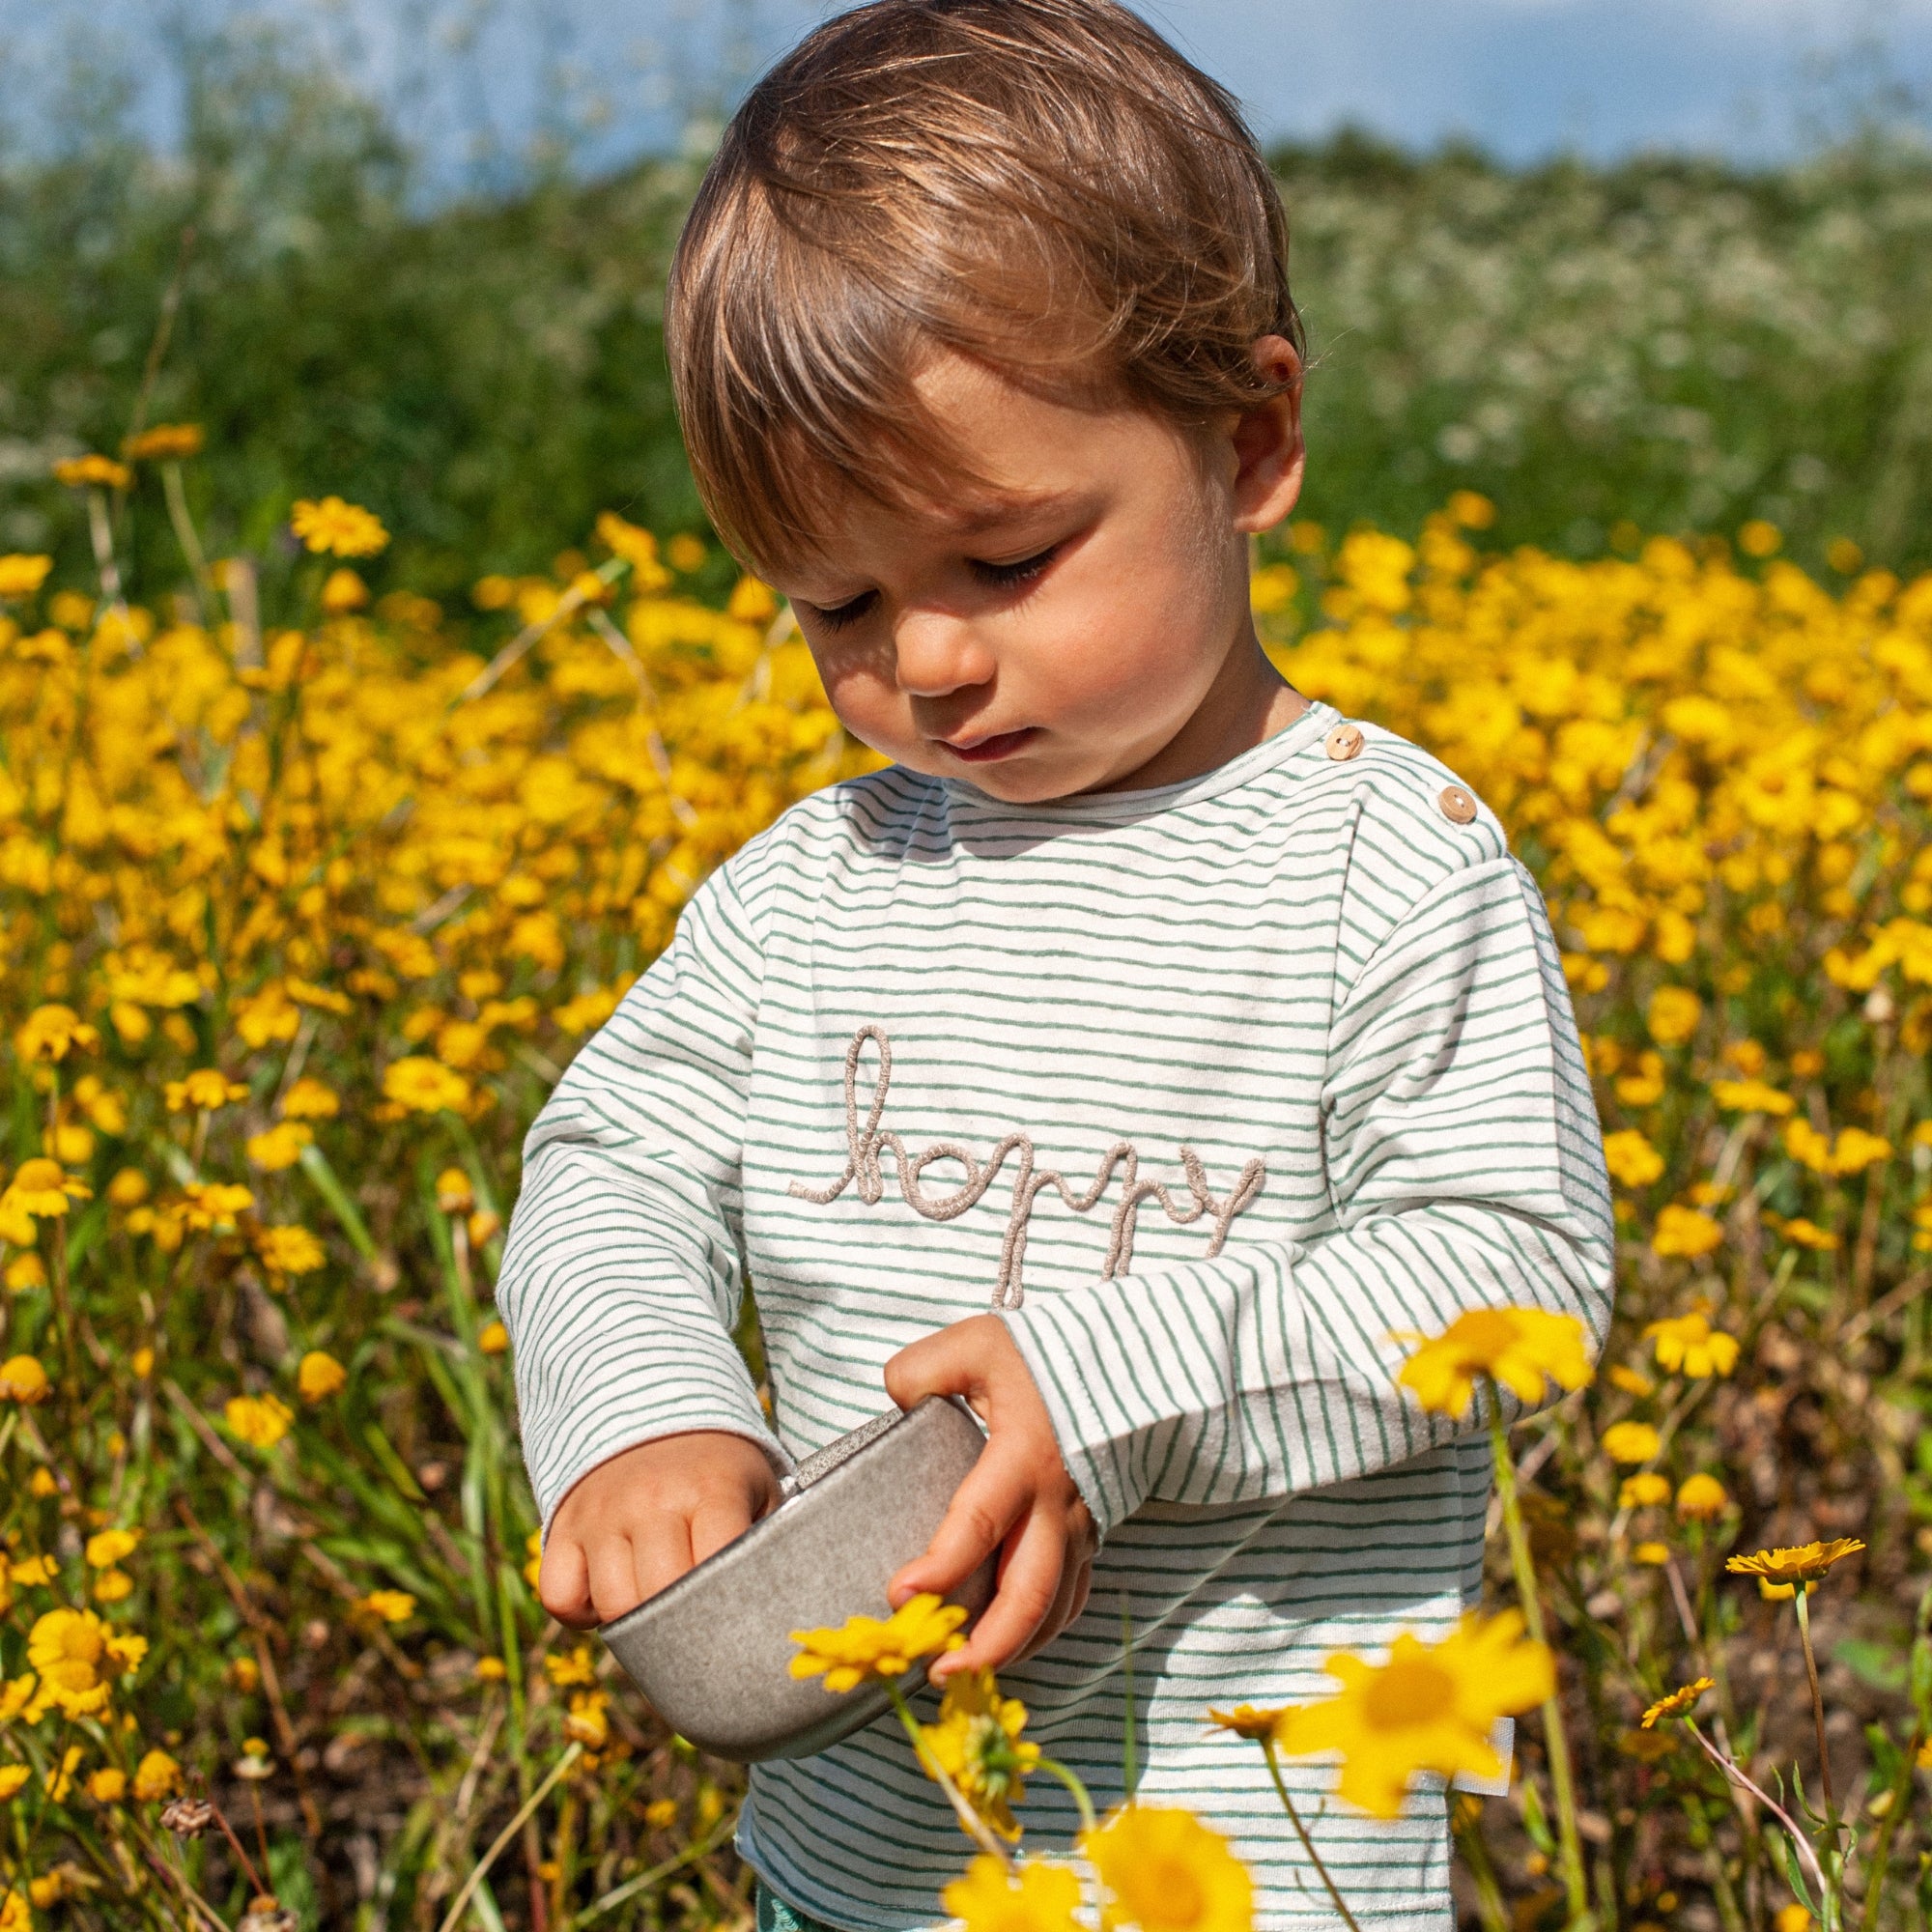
{"left": 994, "top": 851, "right": 1614, "bottom": 1539}
{"left": 497, "top": 864, "right": 786, "bottom": 1620}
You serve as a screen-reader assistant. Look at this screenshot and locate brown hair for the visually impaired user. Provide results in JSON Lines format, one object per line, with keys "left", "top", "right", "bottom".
{"left": 664, "top": 0, "right": 1302, "bottom": 576}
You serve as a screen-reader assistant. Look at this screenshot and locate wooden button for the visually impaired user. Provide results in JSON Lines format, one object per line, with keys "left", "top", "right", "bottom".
{"left": 1438, "top": 784, "right": 1477, "bottom": 825}
{"left": 1324, "top": 723, "right": 1365, "bottom": 761}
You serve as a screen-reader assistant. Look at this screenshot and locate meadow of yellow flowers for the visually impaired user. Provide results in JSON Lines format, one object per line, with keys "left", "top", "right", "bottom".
{"left": 1, "top": 447, "right": 1930, "bottom": 1932}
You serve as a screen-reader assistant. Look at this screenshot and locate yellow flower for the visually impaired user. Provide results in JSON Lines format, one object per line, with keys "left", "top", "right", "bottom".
{"left": 942, "top": 1856, "right": 1084, "bottom": 1932}
{"left": 297, "top": 1350, "right": 348, "bottom": 1404}
{"left": 93, "top": 1570, "right": 133, "bottom": 1605}
{"left": 4, "top": 1254, "right": 45, "bottom": 1293}
{"left": 165, "top": 1068, "right": 248, "bottom": 1113}
{"left": 525, "top": 1529, "right": 543, "bottom": 1589}
{"left": 131, "top": 1749, "right": 182, "bottom": 1802}
{"left": 1633, "top": 1541, "right": 1670, "bottom": 1566}
{"left": 1082, "top": 1805, "right": 1252, "bottom": 1932}
{"left": 0, "top": 554, "right": 53, "bottom": 599}
{"left": 1602, "top": 1421, "right": 1662, "bottom": 1464}
{"left": 356, "top": 1589, "right": 415, "bottom": 1624}
{"left": 107, "top": 1170, "right": 150, "bottom": 1208}
{"left": 788, "top": 1593, "right": 968, "bottom": 1692}
{"left": 1710, "top": 1079, "right": 1796, "bottom": 1117}
{"left": 177, "top": 1182, "right": 257, "bottom": 1231}
{"left": 1618, "top": 1473, "right": 1671, "bottom": 1509}
{"left": 255, "top": 1224, "right": 327, "bottom": 1281}
{"left": 291, "top": 496, "right": 389, "bottom": 557}
{"left": 1275, "top": 1611, "right": 1553, "bottom": 1819}
{"left": 224, "top": 1393, "right": 294, "bottom": 1450}
{"left": 1778, "top": 1217, "right": 1840, "bottom": 1251}
{"left": 0, "top": 1889, "right": 27, "bottom": 1932}
{"left": 1206, "top": 1705, "right": 1291, "bottom": 1742}
{"left": 1775, "top": 1908, "right": 1812, "bottom": 1932}
{"left": 0, "top": 1356, "right": 50, "bottom": 1405}
{"left": 1726, "top": 1540, "right": 1864, "bottom": 1586}
{"left": 383, "top": 1057, "right": 470, "bottom": 1114}
{"left": 1606, "top": 1365, "right": 1654, "bottom": 1398}
{"left": 53, "top": 453, "right": 132, "bottom": 491}
{"left": 122, "top": 423, "right": 205, "bottom": 462}
{"left": 280, "top": 1077, "right": 341, "bottom": 1121}
{"left": 26, "top": 1608, "right": 147, "bottom": 1718}
{"left": 84, "top": 1528, "right": 140, "bottom": 1570}
{"left": 86, "top": 1766, "right": 128, "bottom": 1803}
{"left": 1392, "top": 1306, "right": 1594, "bottom": 1420}
{"left": 919, "top": 1667, "right": 1041, "bottom": 1840}
{"left": 563, "top": 1689, "right": 610, "bottom": 1746}
{"left": 321, "top": 567, "right": 369, "bottom": 612}
{"left": 475, "top": 1657, "right": 508, "bottom": 1683}
{"left": 0, "top": 1766, "right": 28, "bottom": 1800}
{"left": 1646, "top": 986, "right": 1702, "bottom": 1047}
{"left": 1675, "top": 1474, "right": 1730, "bottom": 1521}
{"left": 1602, "top": 1130, "right": 1664, "bottom": 1189}
{"left": 1651, "top": 1205, "right": 1722, "bottom": 1260}
{"left": 1640, "top": 1677, "right": 1714, "bottom": 1728}
{"left": 14, "top": 1005, "right": 99, "bottom": 1063}
{"left": 245, "top": 1122, "right": 313, "bottom": 1171}
{"left": 2, "top": 1158, "right": 91, "bottom": 1222}
{"left": 478, "top": 1320, "right": 509, "bottom": 1355}
{"left": 436, "top": 1167, "right": 475, "bottom": 1213}
{"left": 1643, "top": 1311, "right": 1739, "bottom": 1378}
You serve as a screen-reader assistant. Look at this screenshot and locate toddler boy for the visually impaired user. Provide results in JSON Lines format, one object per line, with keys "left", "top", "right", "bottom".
{"left": 499, "top": 2, "right": 1613, "bottom": 1925}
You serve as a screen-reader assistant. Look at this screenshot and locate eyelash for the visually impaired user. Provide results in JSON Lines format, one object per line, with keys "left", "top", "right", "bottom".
{"left": 808, "top": 546, "right": 1061, "bottom": 633}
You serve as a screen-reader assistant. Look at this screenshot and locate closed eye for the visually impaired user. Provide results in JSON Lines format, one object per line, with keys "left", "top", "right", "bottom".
{"left": 806, "top": 589, "right": 878, "bottom": 633}
{"left": 970, "top": 545, "right": 1058, "bottom": 589}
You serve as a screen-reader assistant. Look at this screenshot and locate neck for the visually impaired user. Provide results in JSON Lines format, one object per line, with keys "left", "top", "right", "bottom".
{"left": 1089, "top": 616, "right": 1307, "bottom": 795}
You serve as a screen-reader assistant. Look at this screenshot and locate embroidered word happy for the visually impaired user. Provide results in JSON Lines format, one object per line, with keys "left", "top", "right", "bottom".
{"left": 788, "top": 1025, "right": 1266, "bottom": 1310}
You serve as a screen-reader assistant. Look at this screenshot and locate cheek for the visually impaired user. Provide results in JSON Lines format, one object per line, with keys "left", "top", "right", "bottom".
{"left": 1032, "top": 550, "right": 1221, "bottom": 714}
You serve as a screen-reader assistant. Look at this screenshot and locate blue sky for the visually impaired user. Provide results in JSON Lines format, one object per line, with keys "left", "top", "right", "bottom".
{"left": 4, "top": 0, "right": 1929, "bottom": 168}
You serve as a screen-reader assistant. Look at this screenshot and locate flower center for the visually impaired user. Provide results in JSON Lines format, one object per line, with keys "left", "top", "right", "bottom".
{"left": 1132, "top": 1861, "right": 1205, "bottom": 1931}
{"left": 1364, "top": 1656, "right": 1457, "bottom": 1730}
{"left": 1454, "top": 1308, "right": 1519, "bottom": 1363}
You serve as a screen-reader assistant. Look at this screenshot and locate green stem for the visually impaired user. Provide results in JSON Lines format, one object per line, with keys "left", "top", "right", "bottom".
{"left": 1034, "top": 1756, "right": 1098, "bottom": 1838}
{"left": 161, "top": 461, "right": 213, "bottom": 619}
{"left": 1859, "top": 1721, "right": 1923, "bottom": 1932}
{"left": 887, "top": 1683, "right": 1012, "bottom": 1864}
{"left": 1262, "top": 1740, "right": 1364, "bottom": 1932}
{"left": 1793, "top": 1587, "right": 1839, "bottom": 1829}
{"left": 1488, "top": 1382, "right": 1591, "bottom": 1929}
{"left": 436, "top": 1743, "right": 582, "bottom": 1932}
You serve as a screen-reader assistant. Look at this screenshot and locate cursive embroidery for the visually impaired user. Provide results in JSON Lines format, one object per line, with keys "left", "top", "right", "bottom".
{"left": 788, "top": 1025, "right": 1266, "bottom": 1310}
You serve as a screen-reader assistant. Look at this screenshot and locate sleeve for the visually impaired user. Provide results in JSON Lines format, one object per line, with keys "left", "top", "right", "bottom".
{"left": 497, "top": 862, "right": 787, "bottom": 1529}
{"left": 998, "top": 852, "right": 1614, "bottom": 1540}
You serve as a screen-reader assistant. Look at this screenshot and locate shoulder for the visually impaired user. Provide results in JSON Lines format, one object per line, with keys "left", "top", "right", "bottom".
{"left": 1291, "top": 713, "right": 1532, "bottom": 958}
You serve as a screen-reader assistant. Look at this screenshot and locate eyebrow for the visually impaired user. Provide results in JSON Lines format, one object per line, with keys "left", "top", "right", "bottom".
{"left": 943, "top": 489, "right": 1081, "bottom": 536}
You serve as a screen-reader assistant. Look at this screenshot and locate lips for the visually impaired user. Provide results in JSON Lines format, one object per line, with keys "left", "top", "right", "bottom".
{"left": 940, "top": 727, "right": 1039, "bottom": 763}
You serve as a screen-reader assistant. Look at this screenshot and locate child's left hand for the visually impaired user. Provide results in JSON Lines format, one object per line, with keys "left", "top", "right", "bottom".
{"left": 883, "top": 1314, "right": 1096, "bottom": 1680}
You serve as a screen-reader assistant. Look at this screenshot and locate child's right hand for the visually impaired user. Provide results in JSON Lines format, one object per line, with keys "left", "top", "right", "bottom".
{"left": 537, "top": 1430, "right": 782, "bottom": 1628}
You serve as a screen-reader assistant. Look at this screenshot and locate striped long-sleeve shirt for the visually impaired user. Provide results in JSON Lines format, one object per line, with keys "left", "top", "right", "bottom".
{"left": 498, "top": 697, "right": 1614, "bottom": 1931}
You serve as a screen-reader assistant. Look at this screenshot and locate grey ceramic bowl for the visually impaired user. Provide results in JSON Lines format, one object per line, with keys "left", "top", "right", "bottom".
{"left": 599, "top": 1395, "right": 994, "bottom": 1761}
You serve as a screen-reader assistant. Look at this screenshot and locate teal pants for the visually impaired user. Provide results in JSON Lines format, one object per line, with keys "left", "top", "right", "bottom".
{"left": 756, "top": 1884, "right": 851, "bottom": 1932}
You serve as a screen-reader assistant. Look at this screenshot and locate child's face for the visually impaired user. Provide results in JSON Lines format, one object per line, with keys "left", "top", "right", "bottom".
{"left": 769, "top": 342, "right": 1304, "bottom": 802}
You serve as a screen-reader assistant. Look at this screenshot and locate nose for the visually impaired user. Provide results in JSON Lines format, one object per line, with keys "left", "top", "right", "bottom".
{"left": 893, "top": 610, "right": 995, "bottom": 698}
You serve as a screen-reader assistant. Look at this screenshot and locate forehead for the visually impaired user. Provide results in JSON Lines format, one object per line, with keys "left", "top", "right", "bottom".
{"left": 765, "top": 351, "right": 1192, "bottom": 577}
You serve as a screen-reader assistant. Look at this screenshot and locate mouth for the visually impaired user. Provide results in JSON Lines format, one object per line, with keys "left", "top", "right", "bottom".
{"left": 938, "top": 726, "right": 1040, "bottom": 764}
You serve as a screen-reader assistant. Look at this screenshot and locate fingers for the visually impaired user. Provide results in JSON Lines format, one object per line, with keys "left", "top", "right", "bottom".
{"left": 537, "top": 1534, "right": 598, "bottom": 1629}
{"left": 689, "top": 1494, "right": 756, "bottom": 1568}
{"left": 933, "top": 1500, "right": 1066, "bottom": 1679}
{"left": 628, "top": 1514, "right": 695, "bottom": 1608}
{"left": 889, "top": 1436, "right": 1031, "bottom": 1607}
{"left": 884, "top": 1312, "right": 1014, "bottom": 1414}
{"left": 1012, "top": 1551, "right": 1093, "bottom": 1665}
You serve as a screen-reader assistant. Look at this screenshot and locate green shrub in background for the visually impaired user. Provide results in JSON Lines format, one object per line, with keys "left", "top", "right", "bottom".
{"left": 5, "top": 24, "right": 1932, "bottom": 595}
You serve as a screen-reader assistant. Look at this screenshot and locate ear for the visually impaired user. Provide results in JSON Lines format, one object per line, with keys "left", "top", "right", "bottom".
{"left": 1229, "top": 335, "right": 1305, "bottom": 535}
